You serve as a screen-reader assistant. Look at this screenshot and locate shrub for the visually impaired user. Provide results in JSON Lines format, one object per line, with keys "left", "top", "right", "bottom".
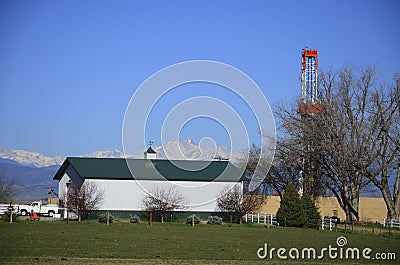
{"left": 130, "top": 214, "right": 140, "bottom": 223}
{"left": 276, "top": 183, "right": 305, "bottom": 227}
{"left": 98, "top": 213, "right": 114, "bottom": 223}
{"left": 207, "top": 216, "right": 222, "bottom": 225}
{"left": 186, "top": 214, "right": 200, "bottom": 224}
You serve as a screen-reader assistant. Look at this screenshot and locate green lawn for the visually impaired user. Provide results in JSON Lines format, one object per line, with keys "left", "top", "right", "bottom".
{"left": 0, "top": 221, "right": 399, "bottom": 264}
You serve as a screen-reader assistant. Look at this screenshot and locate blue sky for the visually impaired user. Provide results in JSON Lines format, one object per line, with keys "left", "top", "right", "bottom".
{"left": 0, "top": 0, "right": 399, "bottom": 156}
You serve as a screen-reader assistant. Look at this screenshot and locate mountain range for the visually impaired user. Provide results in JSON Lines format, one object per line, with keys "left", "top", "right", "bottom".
{"left": 0, "top": 139, "right": 242, "bottom": 201}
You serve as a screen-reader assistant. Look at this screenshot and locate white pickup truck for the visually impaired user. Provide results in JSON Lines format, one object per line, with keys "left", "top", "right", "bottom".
{"left": 18, "top": 201, "right": 59, "bottom": 217}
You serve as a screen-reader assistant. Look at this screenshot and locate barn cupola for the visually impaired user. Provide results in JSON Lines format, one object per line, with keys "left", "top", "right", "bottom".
{"left": 144, "top": 146, "right": 157, "bottom": 159}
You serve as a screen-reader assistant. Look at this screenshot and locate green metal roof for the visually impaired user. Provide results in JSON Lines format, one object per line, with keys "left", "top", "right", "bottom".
{"left": 53, "top": 157, "right": 246, "bottom": 182}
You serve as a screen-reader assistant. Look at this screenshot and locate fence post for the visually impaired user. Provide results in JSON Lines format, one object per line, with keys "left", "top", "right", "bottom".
{"left": 321, "top": 218, "right": 324, "bottom": 230}
{"left": 149, "top": 211, "right": 152, "bottom": 226}
{"left": 245, "top": 213, "right": 248, "bottom": 223}
{"left": 9, "top": 208, "right": 13, "bottom": 224}
{"left": 264, "top": 213, "right": 266, "bottom": 224}
{"left": 257, "top": 212, "right": 260, "bottom": 224}
{"left": 251, "top": 212, "right": 254, "bottom": 223}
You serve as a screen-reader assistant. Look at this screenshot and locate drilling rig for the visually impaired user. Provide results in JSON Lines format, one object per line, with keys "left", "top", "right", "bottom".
{"left": 299, "top": 48, "right": 322, "bottom": 196}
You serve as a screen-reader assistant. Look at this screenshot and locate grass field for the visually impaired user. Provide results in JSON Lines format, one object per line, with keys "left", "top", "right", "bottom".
{"left": 0, "top": 220, "right": 399, "bottom": 264}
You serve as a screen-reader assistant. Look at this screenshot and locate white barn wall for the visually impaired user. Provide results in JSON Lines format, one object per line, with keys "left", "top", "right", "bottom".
{"left": 80, "top": 179, "right": 240, "bottom": 212}
{"left": 58, "top": 165, "right": 83, "bottom": 199}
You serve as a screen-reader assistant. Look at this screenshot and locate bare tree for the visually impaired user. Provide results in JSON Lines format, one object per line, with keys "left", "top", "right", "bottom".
{"left": 216, "top": 184, "right": 265, "bottom": 224}
{"left": 275, "top": 65, "right": 387, "bottom": 222}
{"left": 0, "top": 171, "right": 17, "bottom": 203}
{"left": 64, "top": 181, "right": 104, "bottom": 222}
{"left": 316, "top": 66, "right": 400, "bottom": 221}
{"left": 274, "top": 100, "right": 331, "bottom": 198}
{"left": 359, "top": 74, "right": 400, "bottom": 219}
{"left": 141, "top": 186, "right": 186, "bottom": 223}
{"left": 317, "top": 65, "right": 376, "bottom": 221}
{"left": 242, "top": 143, "right": 300, "bottom": 198}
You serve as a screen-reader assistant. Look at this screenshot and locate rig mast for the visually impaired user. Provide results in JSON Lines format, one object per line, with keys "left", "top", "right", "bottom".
{"left": 299, "top": 48, "right": 322, "bottom": 114}
{"left": 299, "top": 48, "right": 322, "bottom": 196}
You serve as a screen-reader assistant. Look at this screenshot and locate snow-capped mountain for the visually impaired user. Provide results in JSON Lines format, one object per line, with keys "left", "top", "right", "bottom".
{"left": 0, "top": 149, "right": 127, "bottom": 168}
{"left": 148, "top": 139, "right": 242, "bottom": 164}
{"left": 0, "top": 149, "right": 65, "bottom": 168}
{"left": 81, "top": 149, "right": 125, "bottom": 159}
{"left": 0, "top": 139, "right": 242, "bottom": 168}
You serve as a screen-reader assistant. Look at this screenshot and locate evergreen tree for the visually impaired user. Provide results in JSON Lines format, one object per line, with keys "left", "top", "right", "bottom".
{"left": 276, "top": 183, "right": 305, "bottom": 227}
{"left": 302, "top": 195, "right": 321, "bottom": 228}
{"left": 1, "top": 203, "right": 19, "bottom": 222}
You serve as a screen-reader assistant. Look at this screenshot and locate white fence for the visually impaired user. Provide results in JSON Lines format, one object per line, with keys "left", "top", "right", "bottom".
{"left": 321, "top": 218, "right": 337, "bottom": 231}
{"left": 244, "top": 212, "right": 276, "bottom": 225}
{"left": 383, "top": 219, "right": 400, "bottom": 229}
{"left": 0, "top": 204, "right": 19, "bottom": 215}
{"left": 0, "top": 205, "right": 8, "bottom": 215}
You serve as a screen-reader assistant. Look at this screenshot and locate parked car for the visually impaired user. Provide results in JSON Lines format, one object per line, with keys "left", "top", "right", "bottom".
{"left": 324, "top": 215, "right": 340, "bottom": 223}
{"left": 330, "top": 216, "right": 340, "bottom": 223}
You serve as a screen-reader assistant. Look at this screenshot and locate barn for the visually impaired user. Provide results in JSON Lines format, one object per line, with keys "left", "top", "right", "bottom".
{"left": 53, "top": 148, "right": 246, "bottom": 218}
